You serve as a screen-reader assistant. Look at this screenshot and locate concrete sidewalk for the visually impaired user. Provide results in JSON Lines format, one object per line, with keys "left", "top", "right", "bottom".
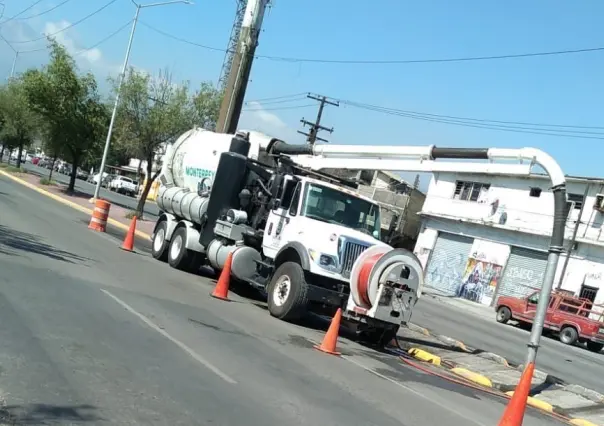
{"left": 421, "top": 287, "right": 496, "bottom": 322}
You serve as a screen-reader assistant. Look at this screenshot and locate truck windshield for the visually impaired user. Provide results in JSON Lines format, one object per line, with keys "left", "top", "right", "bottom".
{"left": 300, "top": 182, "right": 381, "bottom": 239}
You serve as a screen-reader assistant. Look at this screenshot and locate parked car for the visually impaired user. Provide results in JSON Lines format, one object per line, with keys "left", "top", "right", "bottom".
{"left": 76, "top": 168, "right": 89, "bottom": 180}
{"left": 109, "top": 176, "right": 137, "bottom": 196}
{"left": 495, "top": 290, "right": 604, "bottom": 352}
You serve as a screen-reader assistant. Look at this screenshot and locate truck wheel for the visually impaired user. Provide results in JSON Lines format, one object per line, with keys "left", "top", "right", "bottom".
{"left": 559, "top": 326, "right": 579, "bottom": 345}
{"left": 586, "top": 341, "right": 604, "bottom": 353}
{"left": 168, "top": 227, "right": 193, "bottom": 271}
{"left": 151, "top": 221, "right": 169, "bottom": 262}
{"left": 267, "top": 261, "right": 309, "bottom": 322}
{"left": 496, "top": 306, "right": 512, "bottom": 324}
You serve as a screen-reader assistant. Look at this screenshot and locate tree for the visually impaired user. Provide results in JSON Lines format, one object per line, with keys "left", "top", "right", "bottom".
{"left": 112, "top": 68, "right": 194, "bottom": 217}
{"left": 191, "top": 82, "right": 222, "bottom": 131}
{"left": 0, "top": 78, "right": 40, "bottom": 167}
{"left": 21, "top": 39, "right": 108, "bottom": 192}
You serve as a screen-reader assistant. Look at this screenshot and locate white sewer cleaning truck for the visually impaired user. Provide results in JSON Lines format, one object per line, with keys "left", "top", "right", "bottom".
{"left": 150, "top": 128, "right": 424, "bottom": 346}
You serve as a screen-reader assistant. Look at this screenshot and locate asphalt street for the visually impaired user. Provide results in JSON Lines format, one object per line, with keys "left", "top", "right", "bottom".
{"left": 21, "top": 162, "right": 160, "bottom": 218}
{"left": 413, "top": 295, "right": 604, "bottom": 394}
{"left": 0, "top": 174, "right": 565, "bottom": 425}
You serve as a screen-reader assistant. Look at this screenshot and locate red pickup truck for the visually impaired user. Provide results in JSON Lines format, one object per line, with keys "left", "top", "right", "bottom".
{"left": 495, "top": 291, "right": 604, "bottom": 352}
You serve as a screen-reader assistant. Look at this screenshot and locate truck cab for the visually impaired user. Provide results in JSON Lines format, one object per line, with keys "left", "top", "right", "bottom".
{"left": 496, "top": 291, "right": 604, "bottom": 352}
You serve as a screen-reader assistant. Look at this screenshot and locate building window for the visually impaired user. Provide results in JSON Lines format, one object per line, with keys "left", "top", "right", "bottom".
{"left": 529, "top": 187, "right": 542, "bottom": 198}
{"left": 567, "top": 193, "right": 584, "bottom": 210}
{"left": 453, "top": 180, "right": 491, "bottom": 202}
{"left": 579, "top": 284, "right": 598, "bottom": 303}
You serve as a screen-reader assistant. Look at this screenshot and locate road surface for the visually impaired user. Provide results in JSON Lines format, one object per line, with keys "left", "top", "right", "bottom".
{"left": 21, "top": 162, "right": 160, "bottom": 218}
{"left": 0, "top": 174, "right": 564, "bottom": 425}
{"left": 413, "top": 296, "right": 604, "bottom": 393}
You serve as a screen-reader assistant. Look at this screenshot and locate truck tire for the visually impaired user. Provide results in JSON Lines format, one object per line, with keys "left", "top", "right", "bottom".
{"left": 168, "top": 227, "right": 194, "bottom": 271}
{"left": 586, "top": 341, "right": 604, "bottom": 353}
{"left": 496, "top": 306, "right": 512, "bottom": 324}
{"left": 151, "top": 220, "right": 169, "bottom": 262}
{"left": 267, "top": 261, "right": 309, "bottom": 322}
{"left": 559, "top": 326, "right": 579, "bottom": 345}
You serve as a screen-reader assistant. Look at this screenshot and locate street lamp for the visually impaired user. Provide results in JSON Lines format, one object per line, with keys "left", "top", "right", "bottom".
{"left": 92, "top": 0, "right": 193, "bottom": 202}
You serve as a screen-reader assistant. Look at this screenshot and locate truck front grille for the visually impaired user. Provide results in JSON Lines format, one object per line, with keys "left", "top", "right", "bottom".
{"left": 340, "top": 241, "right": 370, "bottom": 278}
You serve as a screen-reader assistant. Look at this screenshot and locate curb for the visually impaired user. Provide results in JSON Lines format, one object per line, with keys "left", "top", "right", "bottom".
{"left": 0, "top": 170, "right": 152, "bottom": 240}
{"left": 402, "top": 325, "right": 604, "bottom": 426}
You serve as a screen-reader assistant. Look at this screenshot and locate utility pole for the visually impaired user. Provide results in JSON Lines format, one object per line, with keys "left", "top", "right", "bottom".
{"left": 298, "top": 94, "right": 339, "bottom": 145}
{"left": 216, "top": 0, "right": 270, "bottom": 134}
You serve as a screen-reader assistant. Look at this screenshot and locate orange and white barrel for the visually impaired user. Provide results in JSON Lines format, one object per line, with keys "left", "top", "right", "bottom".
{"left": 88, "top": 199, "right": 111, "bottom": 232}
{"left": 349, "top": 245, "right": 424, "bottom": 309}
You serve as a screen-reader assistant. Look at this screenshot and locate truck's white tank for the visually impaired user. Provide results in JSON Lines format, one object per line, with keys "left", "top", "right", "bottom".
{"left": 161, "top": 128, "right": 269, "bottom": 193}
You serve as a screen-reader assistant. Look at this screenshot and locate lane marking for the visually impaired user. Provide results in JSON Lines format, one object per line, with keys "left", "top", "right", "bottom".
{"left": 100, "top": 288, "right": 237, "bottom": 385}
{"left": 341, "top": 354, "right": 483, "bottom": 426}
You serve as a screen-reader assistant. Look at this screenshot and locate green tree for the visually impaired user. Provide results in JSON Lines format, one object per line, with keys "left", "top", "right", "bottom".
{"left": 0, "top": 78, "right": 40, "bottom": 167}
{"left": 111, "top": 68, "right": 195, "bottom": 217}
{"left": 21, "top": 39, "right": 108, "bottom": 192}
{"left": 191, "top": 82, "right": 222, "bottom": 130}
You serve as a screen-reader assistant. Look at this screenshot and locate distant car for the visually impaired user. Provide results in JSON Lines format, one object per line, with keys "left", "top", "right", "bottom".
{"left": 109, "top": 176, "right": 137, "bottom": 197}
{"left": 76, "top": 168, "right": 89, "bottom": 180}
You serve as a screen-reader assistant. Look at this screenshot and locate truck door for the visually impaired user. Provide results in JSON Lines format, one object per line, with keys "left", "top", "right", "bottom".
{"left": 522, "top": 292, "right": 540, "bottom": 321}
{"left": 262, "top": 178, "right": 301, "bottom": 258}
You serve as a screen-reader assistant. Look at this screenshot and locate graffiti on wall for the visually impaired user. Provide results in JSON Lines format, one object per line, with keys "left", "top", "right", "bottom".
{"left": 425, "top": 251, "right": 467, "bottom": 296}
{"left": 458, "top": 258, "right": 503, "bottom": 305}
{"left": 501, "top": 266, "right": 544, "bottom": 297}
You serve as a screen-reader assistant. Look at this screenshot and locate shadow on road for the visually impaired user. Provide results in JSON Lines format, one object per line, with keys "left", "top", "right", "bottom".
{"left": 0, "top": 403, "right": 101, "bottom": 424}
{"left": 0, "top": 224, "right": 90, "bottom": 264}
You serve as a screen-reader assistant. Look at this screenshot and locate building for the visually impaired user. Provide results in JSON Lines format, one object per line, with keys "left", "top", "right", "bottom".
{"left": 322, "top": 168, "right": 426, "bottom": 247}
{"left": 414, "top": 171, "right": 604, "bottom": 312}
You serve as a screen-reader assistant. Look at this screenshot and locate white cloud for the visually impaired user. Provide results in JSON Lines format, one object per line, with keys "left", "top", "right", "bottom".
{"left": 43, "top": 20, "right": 104, "bottom": 66}
{"left": 239, "top": 101, "right": 302, "bottom": 143}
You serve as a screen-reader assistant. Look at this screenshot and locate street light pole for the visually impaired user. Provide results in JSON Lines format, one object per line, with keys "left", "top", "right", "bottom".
{"left": 91, "top": 0, "right": 192, "bottom": 202}
{"left": 0, "top": 32, "right": 18, "bottom": 80}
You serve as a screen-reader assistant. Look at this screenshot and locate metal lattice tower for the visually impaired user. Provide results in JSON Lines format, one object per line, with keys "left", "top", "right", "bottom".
{"left": 217, "top": 0, "right": 247, "bottom": 93}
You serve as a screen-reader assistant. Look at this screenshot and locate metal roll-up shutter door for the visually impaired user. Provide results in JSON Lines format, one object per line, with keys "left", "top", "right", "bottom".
{"left": 495, "top": 247, "right": 548, "bottom": 299}
{"left": 425, "top": 233, "right": 473, "bottom": 296}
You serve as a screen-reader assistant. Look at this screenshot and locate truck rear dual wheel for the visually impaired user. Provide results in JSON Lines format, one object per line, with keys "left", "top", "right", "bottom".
{"left": 152, "top": 221, "right": 169, "bottom": 262}
{"left": 358, "top": 326, "right": 400, "bottom": 348}
{"left": 168, "top": 227, "right": 196, "bottom": 272}
{"left": 267, "top": 262, "right": 309, "bottom": 322}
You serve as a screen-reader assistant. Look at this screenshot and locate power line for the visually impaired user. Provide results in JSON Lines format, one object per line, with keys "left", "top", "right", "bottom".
{"left": 245, "top": 92, "right": 308, "bottom": 102}
{"left": 0, "top": 0, "right": 45, "bottom": 25}
{"left": 244, "top": 93, "right": 604, "bottom": 140}
{"left": 338, "top": 100, "right": 604, "bottom": 131}
{"left": 243, "top": 103, "right": 315, "bottom": 111}
{"left": 19, "top": 18, "right": 132, "bottom": 55}
{"left": 139, "top": 20, "right": 604, "bottom": 65}
{"left": 13, "top": 0, "right": 74, "bottom": 21}
{"left": 4, "top": 0, "right": 118, "bottom": 44}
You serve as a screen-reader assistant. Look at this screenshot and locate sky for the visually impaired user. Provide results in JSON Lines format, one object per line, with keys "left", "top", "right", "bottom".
{"left": 0, "top": 0, "right": 602, "bottom": 192}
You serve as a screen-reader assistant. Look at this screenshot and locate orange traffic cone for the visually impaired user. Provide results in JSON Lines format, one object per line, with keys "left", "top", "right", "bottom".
{"left": 211, "top": 251, "right": 233, "bottom": 301}
{"left": 497, "top": 362, "right": 535, "bottom": 426}
{"left": 121, "top": 216, "right": 137, "bottom": 252}
{"left": 314, "top": 308, "right": 342, "bottom": 356}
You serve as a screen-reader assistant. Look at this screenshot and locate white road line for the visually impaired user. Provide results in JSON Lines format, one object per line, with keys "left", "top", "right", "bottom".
{"left": 341, "top": 354, "right": 483, "bottom": 426}
{"left": 100, "top": 288, "right": 237, "bottom": 385}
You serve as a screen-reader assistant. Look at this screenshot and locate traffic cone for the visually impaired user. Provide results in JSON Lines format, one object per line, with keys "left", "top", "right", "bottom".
{"left": 211, "top": 251, "right": 233, "bottom": 301}
{"left": 497, "top": 362, "right": 535, "bottom": 426}
{"left": 314, "top": 308, "right": 342, "bottom": 356}
{"left": 121, "top": 216, "right": 137, "bottom": 252}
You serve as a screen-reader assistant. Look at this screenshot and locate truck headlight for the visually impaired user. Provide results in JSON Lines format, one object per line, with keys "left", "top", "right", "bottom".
{"left": 308, "top": 249, "right": 339, "bottom": 272}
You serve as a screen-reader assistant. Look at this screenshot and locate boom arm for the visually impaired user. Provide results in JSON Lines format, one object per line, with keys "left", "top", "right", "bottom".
{"left": 284, "top": 142, "right": 566, "bottom": 368}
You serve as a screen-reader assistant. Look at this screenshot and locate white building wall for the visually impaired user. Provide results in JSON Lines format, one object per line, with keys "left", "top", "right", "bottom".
{"left": 415, "top": 172, "right": 604, "bottom": 314}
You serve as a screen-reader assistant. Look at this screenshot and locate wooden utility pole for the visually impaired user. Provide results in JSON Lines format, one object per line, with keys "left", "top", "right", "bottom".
{"left": 298, "top": 94, "right": 339, "bottom": 145}
{"left": 216, "top": 0, "right": 270, "bottom": 134}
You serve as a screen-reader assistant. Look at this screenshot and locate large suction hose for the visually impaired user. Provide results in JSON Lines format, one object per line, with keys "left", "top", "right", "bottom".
{"left": 349, "top": 245, "right": 424, "bottom": 309}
